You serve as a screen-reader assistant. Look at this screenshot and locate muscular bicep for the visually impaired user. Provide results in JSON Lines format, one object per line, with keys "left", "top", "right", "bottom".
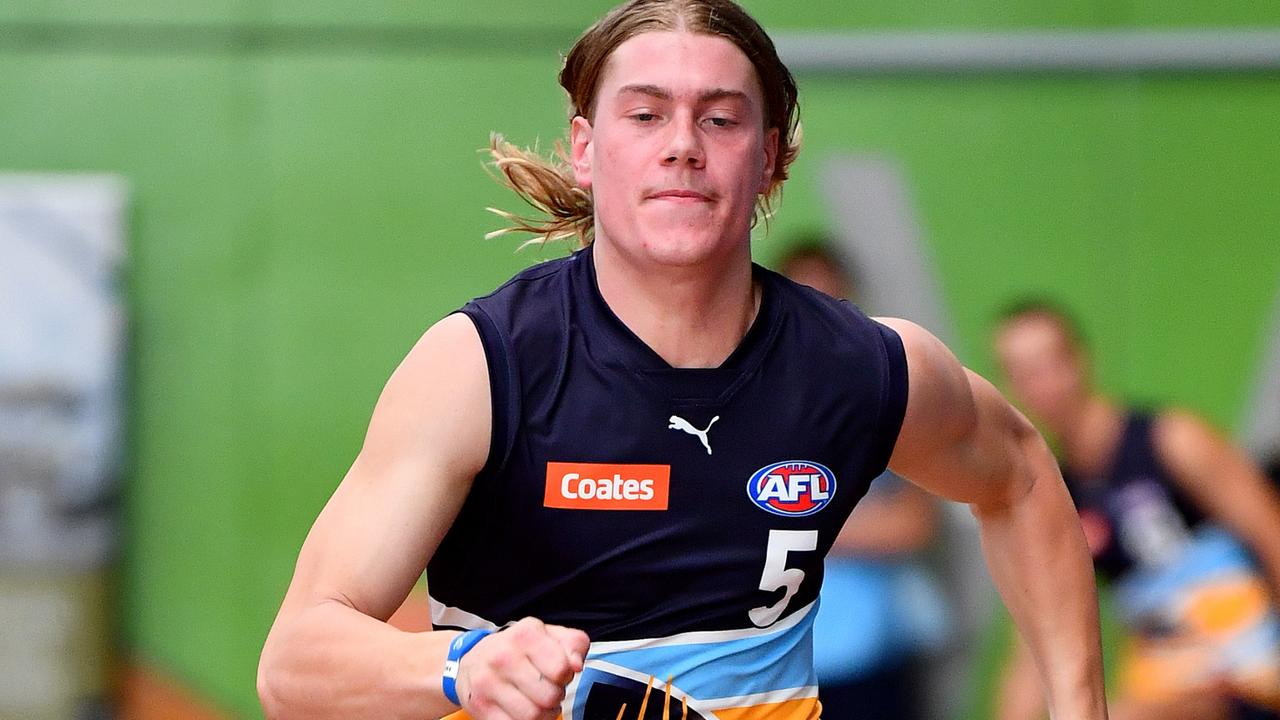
{"left": 277, "top": 312, "right": 491, "bottom": 622}
{"left": 879, "top": 317, "right": 1035, "bottom": 509}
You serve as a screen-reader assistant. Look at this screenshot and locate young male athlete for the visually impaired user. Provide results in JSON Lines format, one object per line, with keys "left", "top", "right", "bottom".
{"left": 257, "top": 2, "right": 1108, "bottom": 719}
{"left": 994, "top": 302, "right": 1280, "bottom": 720}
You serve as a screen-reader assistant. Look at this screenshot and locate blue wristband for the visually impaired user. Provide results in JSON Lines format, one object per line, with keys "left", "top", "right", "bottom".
{"left": 442, "top": 629, "right": 493, "bottom": 705}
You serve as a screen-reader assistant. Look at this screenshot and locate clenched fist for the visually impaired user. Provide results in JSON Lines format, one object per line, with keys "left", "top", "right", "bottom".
{"left": 455, "top": 618, "right": 591, "bottom": 720}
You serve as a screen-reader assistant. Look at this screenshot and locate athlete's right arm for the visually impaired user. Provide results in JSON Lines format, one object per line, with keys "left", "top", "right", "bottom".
{"left": 257, "top": 313, "right": 588, "bottom": 720}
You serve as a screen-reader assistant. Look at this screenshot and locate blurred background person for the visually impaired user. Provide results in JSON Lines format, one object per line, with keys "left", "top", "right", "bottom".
{"left": 779, "top": 241, "right": 952, "bottom": 720}
{"left": 993, "top": 300, "right": 1280, "bottom": 720}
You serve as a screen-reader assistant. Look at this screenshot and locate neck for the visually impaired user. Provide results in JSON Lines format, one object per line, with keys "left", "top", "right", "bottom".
{"left": 592, "top": 236, "right": 759, "bottom": 369}
{"left": 1056, "top": 394, "right": 1125, "bottom": 475}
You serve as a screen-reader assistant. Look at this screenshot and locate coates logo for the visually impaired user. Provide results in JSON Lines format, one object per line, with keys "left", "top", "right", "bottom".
{"left": 746, "top": 461, "right": 836, "bottom": 517}
{"left": 544, "top": 462, "right": 670, "bottom": 511}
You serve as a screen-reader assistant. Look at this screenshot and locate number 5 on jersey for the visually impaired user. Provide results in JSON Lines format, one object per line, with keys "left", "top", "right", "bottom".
{"left": 749, "top": 529, "right": 818, "bottom": 627}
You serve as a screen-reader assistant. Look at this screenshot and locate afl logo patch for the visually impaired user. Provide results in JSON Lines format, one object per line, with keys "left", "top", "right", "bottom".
{"left": 747, "top": 461, "right": 836, "bottom": 517}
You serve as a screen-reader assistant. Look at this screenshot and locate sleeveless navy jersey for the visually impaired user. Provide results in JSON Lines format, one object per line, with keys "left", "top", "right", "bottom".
{"left": 428, "top": 244, "right": 908, "bottom": 720}
{"left": 1063, "top": 412, "right": 1206, "bottom": 581}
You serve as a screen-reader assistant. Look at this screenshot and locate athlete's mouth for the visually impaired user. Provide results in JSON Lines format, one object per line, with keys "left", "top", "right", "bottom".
{"left": 647, "top": 189, "right": 713, "bottom": 202}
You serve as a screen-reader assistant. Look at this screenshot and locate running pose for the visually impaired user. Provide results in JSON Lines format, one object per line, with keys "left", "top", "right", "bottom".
{"left": 258, "top": 3, "right": 1108, "bottom": 719}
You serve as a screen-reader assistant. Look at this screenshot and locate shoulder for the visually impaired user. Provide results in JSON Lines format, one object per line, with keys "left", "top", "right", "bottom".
{"left": 383, "top": 313, "right": 487, "bottom": 400}
{"left": 465, "top": 253, "right": 577, "bottom": 316}
{"left": 458, "top": 254, "right": 579, "bottom": 363}
{"left": 765, "top": 267, "right": 899, "bottom": 358}
{"left": 768, "top": 272, "right": 912, "bottom": 403}
{"left": 766, "top": 266, "right": 870, "bottom": 326}
{"left": 1150, "top": 407, "right": 1222, "bottom": 470}
{"left": 401, "top": 312, "right": 487, "bottom": 374}
{"left": 360, "top": 312, "right": 490, "bottom": 479}
{"left": 880, "top": 317, "right": 1036, "bottom": 465}
{"left": 382, "top": 312, "right": 487, "bottom": 399}
{"left": 875, "top": 318, "right": 966, "bottom": 398}
{"left": 1152, "top": 407, "right": 1212, "bottom": 441}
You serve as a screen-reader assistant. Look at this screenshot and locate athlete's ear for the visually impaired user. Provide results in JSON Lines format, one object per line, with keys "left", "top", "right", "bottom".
{"left": 571, "top": 115, "right": 593, "bottom": 190}
{"left": 758, "top": 126, "right": 779, "bottom": 195}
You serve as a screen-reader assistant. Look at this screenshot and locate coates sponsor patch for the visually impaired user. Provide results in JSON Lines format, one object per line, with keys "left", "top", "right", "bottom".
{"left": 545, "top": 462, "right": 671, "bottom": 511}
{"left": 747, "top": 461, "right": 836, "bottom": 517}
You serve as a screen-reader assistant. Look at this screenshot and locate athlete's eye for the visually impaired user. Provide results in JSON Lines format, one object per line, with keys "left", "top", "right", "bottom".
{"left": 632, "top": 113, "right": 657, "bottom": 123}
{"left": 705, "top": 117, "right": 736, "bottom": 128}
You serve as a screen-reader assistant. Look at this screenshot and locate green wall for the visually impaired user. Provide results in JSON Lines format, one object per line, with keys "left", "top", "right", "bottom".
{"left": 1, "top": 1, "right": 1277, "bottom": 716}
{"left": 778, "top": 73, "right": 1280, "bottom": 416}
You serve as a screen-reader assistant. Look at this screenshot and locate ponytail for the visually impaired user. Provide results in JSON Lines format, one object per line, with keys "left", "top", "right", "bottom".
{"left": 484, "top": 134, "right": 594, "bottom": 249}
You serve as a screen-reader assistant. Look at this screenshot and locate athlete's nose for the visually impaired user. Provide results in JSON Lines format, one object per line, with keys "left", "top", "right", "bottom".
{"left": 662, "top": 112, "right": 705, "bottom": 169}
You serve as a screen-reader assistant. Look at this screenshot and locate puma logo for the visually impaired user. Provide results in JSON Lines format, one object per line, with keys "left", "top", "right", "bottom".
{"left": 668, "top": 415, "right": 719, "bottom": 455}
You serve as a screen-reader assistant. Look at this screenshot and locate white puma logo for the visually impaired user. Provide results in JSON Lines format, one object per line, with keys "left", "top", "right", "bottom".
{"left": 668, "top": 415, "right": 720, "bottom": 455}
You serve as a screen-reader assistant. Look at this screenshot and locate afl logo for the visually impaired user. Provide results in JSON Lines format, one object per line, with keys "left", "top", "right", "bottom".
{"left": 747, "top": 461, "right": 836, "bottom": 517}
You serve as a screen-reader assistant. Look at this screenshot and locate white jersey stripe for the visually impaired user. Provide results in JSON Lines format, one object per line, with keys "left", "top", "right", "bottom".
{"left": 428, "top": 595, "right": 502, "bottom": 631}
{"left": 586, "top": 600, "right": 818, "bottom": 653}
{"left": 426, "top": 597, "right": 817, "bottom": 649}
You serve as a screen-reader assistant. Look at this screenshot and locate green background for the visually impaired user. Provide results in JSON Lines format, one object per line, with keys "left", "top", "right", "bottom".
{"left": 2, "top": 1, "right": 1278, "bottom": 716}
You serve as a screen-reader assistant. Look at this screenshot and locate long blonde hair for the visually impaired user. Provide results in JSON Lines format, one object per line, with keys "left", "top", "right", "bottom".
{"left": 486, "top": 0, "right": 801, "bottom": 249}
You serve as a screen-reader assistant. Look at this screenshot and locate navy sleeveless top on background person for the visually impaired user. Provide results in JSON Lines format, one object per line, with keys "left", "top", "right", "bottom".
{"left": 1063, "top": 412, "right": 1207, "bottom": 582}
{"left": 428, "top": 244, "right": 908, "bottom": 720}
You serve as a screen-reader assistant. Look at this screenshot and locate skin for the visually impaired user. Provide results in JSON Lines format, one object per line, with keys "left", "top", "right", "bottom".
{"left": 884, "top": 318, "right": 1106, "bottom": 720}
{"left": 258, "top": 29, "right": 1108, "bottom": 720}
{"left": 570, "top": 31, "right": 778, "bottom": 368}
{"left": 257, "top": 314, "right": 588, "bottom": 720}
{"left": 993, "top": 313, "right": 1280, "bottom": 720}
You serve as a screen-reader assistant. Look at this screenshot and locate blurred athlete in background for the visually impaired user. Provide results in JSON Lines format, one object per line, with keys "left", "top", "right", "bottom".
{"left": 258, "top": 3, "right": 1108, "bottom": 720}
{"left": 995, "top": 301, "right": 1280, "bottom": 720}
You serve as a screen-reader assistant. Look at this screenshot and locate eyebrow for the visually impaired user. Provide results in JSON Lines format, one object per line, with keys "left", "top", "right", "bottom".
{"left": 616, "top": 84, "right": 752, "bottom": 105}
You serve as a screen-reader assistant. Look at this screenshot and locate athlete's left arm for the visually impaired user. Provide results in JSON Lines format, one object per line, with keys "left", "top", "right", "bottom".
{"left": 1154, "top": 410, "right": 1280, "bottom": 598}
{"left": 877, "top": 317, "right": 1106, "bottom": 720}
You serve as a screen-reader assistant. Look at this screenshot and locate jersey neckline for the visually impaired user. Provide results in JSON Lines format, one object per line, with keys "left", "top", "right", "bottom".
{"left": 570, "top": 243, "right": 782, "bottom": 402}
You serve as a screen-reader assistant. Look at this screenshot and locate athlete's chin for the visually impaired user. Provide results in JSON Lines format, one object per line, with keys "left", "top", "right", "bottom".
{"left": 636, "top": 237, "right": 728, "bottom": 268}
{"left": 632, "top": 224, "right": 744, "bottom": 267}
